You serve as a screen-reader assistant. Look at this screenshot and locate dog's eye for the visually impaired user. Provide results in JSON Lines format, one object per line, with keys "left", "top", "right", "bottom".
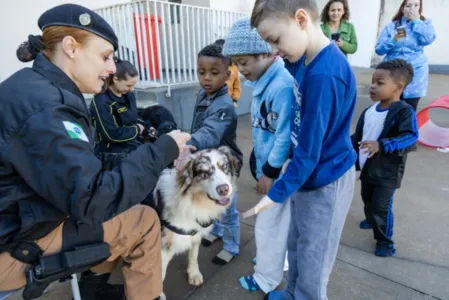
{"left": 218, "top": 162, "right": 230, "bottom": 173}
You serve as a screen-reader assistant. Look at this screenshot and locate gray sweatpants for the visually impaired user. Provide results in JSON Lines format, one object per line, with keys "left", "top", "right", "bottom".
{"left": 285, "top": 167, "right": 355, "bottom": 300}
{"left": 253, "top": 197, "right": 291, "bottom": 293}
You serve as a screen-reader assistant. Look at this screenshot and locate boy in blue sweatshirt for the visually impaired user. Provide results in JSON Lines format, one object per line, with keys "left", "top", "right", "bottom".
{"left": 243, "top": 1, "right": 357, "bottom": 299}
{"left": 222, "top": 18, "right": 294, "bottom": 294}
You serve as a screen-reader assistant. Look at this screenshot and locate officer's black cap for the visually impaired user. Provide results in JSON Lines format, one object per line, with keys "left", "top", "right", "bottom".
{"left": 38, "top": 4, "right": 118, "bottom": 51}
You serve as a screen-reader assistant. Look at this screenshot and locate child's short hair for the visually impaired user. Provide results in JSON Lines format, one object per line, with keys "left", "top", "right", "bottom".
{"left": 251, "top": 0, "right": 319, "bottom": 28}
{"left": 214, "top": 39, "right": 226, "bottom": 47}
{"left": 376, "top": 59, "right": 414, "bottom": 87}
{"left": 198, "top": 43, "right": 231, "bottom": 67}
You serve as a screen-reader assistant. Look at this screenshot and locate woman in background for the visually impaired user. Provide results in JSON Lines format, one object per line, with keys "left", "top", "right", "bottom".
{"left": 320, "top": 0, "right": 358, "bottom": 56}
{"left": 375, "top": 0, "right": 436, "bottom": 111}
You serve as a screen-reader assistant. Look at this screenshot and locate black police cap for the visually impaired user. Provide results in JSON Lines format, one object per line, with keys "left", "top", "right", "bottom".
{"left": 38, "top": 4, "right": 118, "bottom": 51}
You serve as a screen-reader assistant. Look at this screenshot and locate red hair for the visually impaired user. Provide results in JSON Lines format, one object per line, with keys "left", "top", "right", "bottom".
{"left": 392, "top": 0, "right": 425, "bottom": 22}
{"left": 42, "top": 26, "right": 93, "bottom": 57}
{"left": 17, "top": 26, "right": 94, "bottom": 62}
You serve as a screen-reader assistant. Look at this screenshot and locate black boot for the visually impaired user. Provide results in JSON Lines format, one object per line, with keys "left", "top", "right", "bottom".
{"left": 77, "top": 271, "right": 124, "bottom": 300}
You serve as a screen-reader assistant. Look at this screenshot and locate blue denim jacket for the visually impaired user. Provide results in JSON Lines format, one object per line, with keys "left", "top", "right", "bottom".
{"left": 375, "top": 17, "right": 436, "bottom": 99}
{"left": 246, "top": 57, "right": 294, "bottom": 180}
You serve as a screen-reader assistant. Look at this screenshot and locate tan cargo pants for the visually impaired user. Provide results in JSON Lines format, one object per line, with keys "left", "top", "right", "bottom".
{"left": 0, "top": 205, "right": 162, "bottom": 300}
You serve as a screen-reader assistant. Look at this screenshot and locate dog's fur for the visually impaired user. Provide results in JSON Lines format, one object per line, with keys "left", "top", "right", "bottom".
{"left": 152, "top": 146, "right": 240, "bottom": 290}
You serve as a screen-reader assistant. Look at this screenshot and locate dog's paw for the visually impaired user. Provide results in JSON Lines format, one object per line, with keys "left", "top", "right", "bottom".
{"left": 188, "top": 271, "right": 203, "bottom": 286}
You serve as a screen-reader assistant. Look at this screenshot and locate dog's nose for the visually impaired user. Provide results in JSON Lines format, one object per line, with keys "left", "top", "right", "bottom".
{"left": 216, "top": 184, "right": 230, "bottom": 197}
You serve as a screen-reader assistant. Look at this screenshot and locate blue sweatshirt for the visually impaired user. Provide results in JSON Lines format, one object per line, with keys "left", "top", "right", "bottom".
{"left": 246, "top": 57, "right": 294, "bottom": 180}
{"left": 268, "top": 43, "right": 357, "bottom": 203}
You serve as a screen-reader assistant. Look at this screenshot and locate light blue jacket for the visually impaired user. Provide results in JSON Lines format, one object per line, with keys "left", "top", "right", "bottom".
{"left": 246, "top": 57, "right": 294, "bottom": 180}
{"left": 375, "top": 17, "right": 436, "bottom": 99}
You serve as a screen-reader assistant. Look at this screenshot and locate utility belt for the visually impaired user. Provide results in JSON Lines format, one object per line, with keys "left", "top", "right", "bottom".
{"left": 0, "top": 218, "right": 109, "bottom": 300}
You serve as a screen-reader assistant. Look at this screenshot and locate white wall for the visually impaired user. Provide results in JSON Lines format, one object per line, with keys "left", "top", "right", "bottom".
{"left": 210, "top": 0, "right": 382, "bottom": 68}
{"left": 0, "top": 0, "right": 125, "bottom": 82}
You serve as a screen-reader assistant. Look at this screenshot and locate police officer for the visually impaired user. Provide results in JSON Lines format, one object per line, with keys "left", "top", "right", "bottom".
{"left": 0, "top": 4, "right": 190, "bottom": 300}
{"left": 90, "top": 58, "right": 149, "bottom": 156}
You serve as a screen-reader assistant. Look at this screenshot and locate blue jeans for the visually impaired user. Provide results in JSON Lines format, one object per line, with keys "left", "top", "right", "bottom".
{"left": 285, "top": 167, "right": 355, "bottom": 300}
{"left": 211, "top": 193, "right": 240, "bottom": 256}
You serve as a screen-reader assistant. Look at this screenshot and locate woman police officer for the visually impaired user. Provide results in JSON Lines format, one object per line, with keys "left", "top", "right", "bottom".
{"left": 0, "top": 4, "right": 190, "bottom": 300}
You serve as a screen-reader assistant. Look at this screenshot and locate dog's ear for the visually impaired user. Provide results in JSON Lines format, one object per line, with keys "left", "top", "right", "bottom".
{"left": 218, "top": 146, "right": 241, "bottom": 177}
{"left": 177, "top": 159, "right": 194, "bottom": 187}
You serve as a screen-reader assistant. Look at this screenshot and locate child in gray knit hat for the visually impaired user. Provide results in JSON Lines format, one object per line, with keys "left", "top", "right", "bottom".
{"left": 222, "top": 17, "right": 295, "bottom": 294}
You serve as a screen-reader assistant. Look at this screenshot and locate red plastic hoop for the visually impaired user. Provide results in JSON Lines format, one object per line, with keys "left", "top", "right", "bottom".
{"left": 417, "top": 96, "right": 449, "bottom": 148}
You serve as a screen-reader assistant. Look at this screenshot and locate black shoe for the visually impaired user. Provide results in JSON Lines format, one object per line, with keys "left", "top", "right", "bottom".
{"left": 78, "top": 271, "right": 124, "bottom": 300}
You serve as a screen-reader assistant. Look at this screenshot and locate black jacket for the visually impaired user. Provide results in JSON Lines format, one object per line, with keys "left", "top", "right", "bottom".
{"left": 352, "top": 101, "right": 418, "bottom": 188}
{"left": 187, "top": 86, "right": 243, "bottom": 170}
{"left": 90, "top": 90, "right": 146, "bottom": 155}
{"left": 0, "top": 53, "right": 179, "bottom": 248}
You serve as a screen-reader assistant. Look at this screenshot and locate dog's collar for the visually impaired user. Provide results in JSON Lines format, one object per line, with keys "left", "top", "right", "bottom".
{"left": 160, "top": 218, "right": 215, "bottom": 236}
{"left": 161, "top": 220, "right": 198, "bottom": 236}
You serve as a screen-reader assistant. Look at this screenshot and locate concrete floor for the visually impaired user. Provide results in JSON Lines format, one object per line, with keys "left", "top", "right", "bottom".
{"left": 7, "top": 68, "right": 449, "bottom": 300}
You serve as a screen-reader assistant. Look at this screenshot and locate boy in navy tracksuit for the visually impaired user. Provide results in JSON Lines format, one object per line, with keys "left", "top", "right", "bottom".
{"left": 177, "top": 43, "right": 243, "bottom": 265}
{"left": 352, "top": 59, "right": 418, "bottom": 257}
{"left": 222, "top": 18, "right": 294, "bottom": 294}
{"left": 242, "top": 1, "right": 358, "bottom": 299}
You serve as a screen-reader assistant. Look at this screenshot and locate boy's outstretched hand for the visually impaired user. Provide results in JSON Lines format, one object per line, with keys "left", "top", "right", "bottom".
{"left": 240, "top": 195, "right": 276, "bottom": 219}
{"left": 359, "top": 140, "right": 379, "bottom": 158}
{"left": 256, "top": 175, "right": 273, "bottom": 195}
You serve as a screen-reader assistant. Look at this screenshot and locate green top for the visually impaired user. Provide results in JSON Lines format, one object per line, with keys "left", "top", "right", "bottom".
{"left": 321, "top": 21, "right": 358, "bottom": 56}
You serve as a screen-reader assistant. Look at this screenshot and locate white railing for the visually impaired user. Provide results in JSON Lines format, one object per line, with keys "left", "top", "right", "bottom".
{"left": 95, "top": 0, "right": 248, "bottom": 91}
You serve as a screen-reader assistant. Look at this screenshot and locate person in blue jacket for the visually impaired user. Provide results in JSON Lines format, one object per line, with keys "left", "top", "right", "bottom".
{"left": 375, "top": 0, "right": 436, "bottom": 111}
{"left": 90, "top": 58, "right": 149, "bottom": 156}
{"left": 222, "top": 17, "right": 294, "bottom": 294}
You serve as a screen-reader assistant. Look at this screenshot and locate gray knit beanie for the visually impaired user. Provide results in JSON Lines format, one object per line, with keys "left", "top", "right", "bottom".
{"left": 222, "top": 17, "right": 272, "bottom": 56}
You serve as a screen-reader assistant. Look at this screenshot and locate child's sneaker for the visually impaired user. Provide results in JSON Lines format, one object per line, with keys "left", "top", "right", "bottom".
{"left": 212, "top": 249, "right": 235, "bottom": 265}
{"left": 201, "top": 233, "right": 220, "bottom": 247}
{"left": 239, "top": 276, "right": 261, "bottom": 291}
{"left": 264, "top": 290, "right": 285, "bottom": 300}
{"left": 375, "top": 242, "right": 396, "bottom": 257}
{"left": 359, "top": 219, "right": 373, "bottom": 229}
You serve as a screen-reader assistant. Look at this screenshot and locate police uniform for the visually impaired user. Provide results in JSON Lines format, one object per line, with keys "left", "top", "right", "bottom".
{"left": 90, "top": 89, "right": 143, "bottom": 155}
{"left": 0, "top": 4, "right": 175, "bottom": 299}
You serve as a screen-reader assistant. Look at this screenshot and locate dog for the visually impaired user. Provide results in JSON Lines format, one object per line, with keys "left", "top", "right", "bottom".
{"left": 151, "top": 146, "right": 240, "bottom": 292}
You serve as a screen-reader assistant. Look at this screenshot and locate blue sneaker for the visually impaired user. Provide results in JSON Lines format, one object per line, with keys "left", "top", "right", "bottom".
{"left": 359, "top": 219, "right": 373, "bottom": 229}
{"left": 239, "top": 276, "right": 261, "bottom": 291}
{"left": 375, "top": 242, "right": 396, "bottom": 257}
{"left": 264, "top": 290, "right": 285, "bottom": 300}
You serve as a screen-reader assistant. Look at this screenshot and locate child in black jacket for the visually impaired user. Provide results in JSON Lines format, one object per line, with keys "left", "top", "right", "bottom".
{"left": 352, "top": 59, "right": 418, "bottom": 257}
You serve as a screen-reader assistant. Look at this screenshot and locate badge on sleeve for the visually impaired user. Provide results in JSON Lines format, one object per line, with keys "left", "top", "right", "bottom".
{"left": 63, "top": 121, "right": 89, "bottom": 142}
{"left": 219, "top": 111, "right": 227, "bottom": 121}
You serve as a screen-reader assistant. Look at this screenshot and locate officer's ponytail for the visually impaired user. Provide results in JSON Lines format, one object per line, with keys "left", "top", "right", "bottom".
{"left": 16, "top": 35, "right": 44, "bottom": 62}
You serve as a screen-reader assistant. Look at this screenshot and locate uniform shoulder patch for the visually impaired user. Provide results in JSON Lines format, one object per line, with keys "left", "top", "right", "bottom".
{"left": 63, "top": 121, "right": 89, "bottom": 142}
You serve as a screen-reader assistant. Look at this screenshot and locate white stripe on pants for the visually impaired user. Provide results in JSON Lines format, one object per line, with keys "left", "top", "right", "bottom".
{"left": 253, "top": 198, "right": 291, "bottom": 293}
